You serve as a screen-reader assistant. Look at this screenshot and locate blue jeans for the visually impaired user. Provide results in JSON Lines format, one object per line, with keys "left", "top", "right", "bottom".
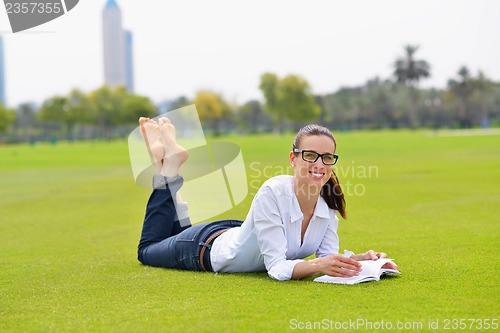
{"left": 137, "top": 176, "right": 242, "bottom": 271}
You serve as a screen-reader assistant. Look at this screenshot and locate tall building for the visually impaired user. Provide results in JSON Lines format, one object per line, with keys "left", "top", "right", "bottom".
{"left": 0, "top": 36, "right": 5, "bottom": 105}
{"left": 102, "top": 0, "right": 134, "bottom": 92}
{"left": 124, "top": 30, "right": 134, "bottom": 92}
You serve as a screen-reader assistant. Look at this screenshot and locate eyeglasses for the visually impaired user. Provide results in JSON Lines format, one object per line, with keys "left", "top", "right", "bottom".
{"left": 293, "top": 148, "right": 339, "bottom": 165}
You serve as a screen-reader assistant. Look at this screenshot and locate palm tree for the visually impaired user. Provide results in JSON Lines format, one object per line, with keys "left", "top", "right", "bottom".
{"left": 393, "top": 45, "right": 431, "bottom": 86}
{"left": 448, "top": 66, "right": 474, "bottom": 128}
{"left": 471, "top": 71, "right": 493, "bottom": 128}
{"left": 393, "top": 45, "right": 431, "bottom": 128}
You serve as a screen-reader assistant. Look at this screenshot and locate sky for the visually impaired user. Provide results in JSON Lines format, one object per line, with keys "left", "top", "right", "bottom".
{"left": 1, "top": 0, "right": 499, "bottom": 108}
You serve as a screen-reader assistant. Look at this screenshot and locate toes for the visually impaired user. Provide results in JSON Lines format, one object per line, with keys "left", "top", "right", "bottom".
{"left": 138, "top": 118, "right": 148, "bottom": 133}
{"left": 158, "top": 118, "right": 167, "bottom": 126}
{"left": 144, "top": 119, "right": 160, "bottom": 131}
{"left": 159, "top": 117, "right": 171, "bottom": 125}
{"left": 158, "top": 118, "right": 175, "bottom": 132}
{"left": 138, "top": 117, "right": 150, "bottom": 125}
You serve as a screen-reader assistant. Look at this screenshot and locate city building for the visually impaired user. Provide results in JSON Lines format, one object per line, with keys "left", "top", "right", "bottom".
{"left": 102, "top": 0, "right": 134, "bottom": 92}
{"left": 124, "top": 30, "right": 134, "bottom": 92}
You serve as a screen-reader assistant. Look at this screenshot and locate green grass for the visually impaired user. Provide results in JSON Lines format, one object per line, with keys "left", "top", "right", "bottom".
{"left": 0, "top": 130, "right": 499, "bottom": 332}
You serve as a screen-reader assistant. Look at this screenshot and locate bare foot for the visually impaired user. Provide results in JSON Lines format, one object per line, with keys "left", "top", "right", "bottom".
{"left": 139, "top": 117, "right": 164, "bottom": 173}
{"left": 158, "top": 117, "right": 189, "bottom": 177}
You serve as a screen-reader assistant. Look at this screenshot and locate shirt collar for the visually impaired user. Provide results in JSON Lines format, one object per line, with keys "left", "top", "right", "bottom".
{"left": 314, "top": 195, "right": 331, "bottom": 219}
{"left": 290, "top": 194, "right": 303, "bottom": 223}
{"left": 290, "top": 189, "right": 331, "bottom": 223}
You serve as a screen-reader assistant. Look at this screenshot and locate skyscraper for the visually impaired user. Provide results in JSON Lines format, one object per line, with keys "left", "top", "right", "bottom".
{"left": 102, "top": 0, "right": 134, "bottom": 92}
{"left": 0, "top": 36, "right": 5, "bottom": 105}
{"left": 124, "top": 30, "right": 134, "bottom": 92}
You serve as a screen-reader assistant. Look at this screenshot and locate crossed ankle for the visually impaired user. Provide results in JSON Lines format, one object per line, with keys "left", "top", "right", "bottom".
{"left": 152, "top": 174, "right": 183, "bottom": 189}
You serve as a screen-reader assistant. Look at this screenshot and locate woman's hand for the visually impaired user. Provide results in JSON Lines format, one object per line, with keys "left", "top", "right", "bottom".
{"left": 352, "top": 249, "right": 386, "bottom": 261}
{"left": 311, "top": 254, "right": 363, "bottom": 278}
{"left": 352, "top": 250, "right": 398, "bottom": 270}
{"left": 292, "top": 254, "right": 362, "bottom": 279}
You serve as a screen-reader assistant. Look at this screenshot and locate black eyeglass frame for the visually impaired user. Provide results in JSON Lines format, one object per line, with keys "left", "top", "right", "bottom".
{"left": 293, "top": 148, "right": 339, "bottom": 165}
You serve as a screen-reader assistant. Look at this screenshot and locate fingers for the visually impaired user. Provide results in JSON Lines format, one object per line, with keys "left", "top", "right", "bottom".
{"left": 321, "top": 255, "right": 362, "bottom": 278}
{"left": 331, "top": 267, "right": 359, "bottom": 278}
{"left": 339, "top": 256, "right": 362, "bottom": 270}
{"left": 382, "top": 261, "right": 398, "bottom": 270}
{"left": 366, "top": 250, "right": 377, "bottom": 260}
{"left": 378, "top": 252, "right": 388, "bottom": 259}
{"left": 364, "top": 250, "right": 388, "bottom": 260}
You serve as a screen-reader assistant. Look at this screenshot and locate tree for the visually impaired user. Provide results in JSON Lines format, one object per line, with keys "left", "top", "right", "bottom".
{"left": 88, "top": 85, "right": 126, "bottom": 138}
{"left": 322, "top": 87, "right": 362, "bottom": 130}
{"left": 470, "top": 71, "right": 494, "bottom": 128}
{"left": 364, "top": 78, "right": 397, "bottom": 128}
{"left": 393, "top": 45, "right": 431, "bottom": 86}
{"left": 259, "top": 72, "right": 320, "bottom": 132}
{"left": 278, "top": 74, "right": 320, "bottom": 125}
{"left": 122, "top": 93, "right": 157, "bottom": 124}
{"left": 39, "top": 89, "right": 93, "bottom": 140}
{"left": 66, "top": 88, "right": 91, "bottom": 138}
{"left": 259, "top": 72, "right": 280, "bottom": 127}
{"left": 169, "top": 96, "right": 190, "bottom": 111}
{"left": 193, "top": 90, "right": 227, "bottom": 136}
{"left": 393, "top": 45, "right": 431, "bottom": 128}
{"left": 237, "top": 100, "right": 267, "bottom": 133}
{"left": 38, "top": 95, "right": 67, "bottom": 138}
{"left": 0, "top": 103, "right": 15, "bottom": 133}
{"left": 38, "top": 86, "right": 157, "bottom": 139}
{"left": 14, "top": 103, "right": 38, "bottom": 142}
{"left": 448, "top": 66, "right": 474, "bottom": 127}
{"left": 419, "top": 88, "right": 447, "bottom": 129}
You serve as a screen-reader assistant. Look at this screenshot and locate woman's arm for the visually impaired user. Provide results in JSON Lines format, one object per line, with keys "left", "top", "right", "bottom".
{"left": 252, "top": 187, "right": 305, "bottom": 280}
{"left": 291, "top": 254, "right": 362, "bottom": 280}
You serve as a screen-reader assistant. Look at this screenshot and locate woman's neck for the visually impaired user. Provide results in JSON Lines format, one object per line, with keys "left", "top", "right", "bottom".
{"left": 294, "top": 178, "right": 321, "bottom": 216}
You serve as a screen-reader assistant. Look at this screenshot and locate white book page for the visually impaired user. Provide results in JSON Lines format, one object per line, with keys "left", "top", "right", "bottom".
{"left": 313, "top": 259, "right": 399, "bottom": 284}
{"left": 358, "top": 259, "right": 394, "bottom": 277}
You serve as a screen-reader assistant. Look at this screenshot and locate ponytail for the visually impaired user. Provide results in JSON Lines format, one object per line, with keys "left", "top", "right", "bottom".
{"left": 321, "top": 170, "right": 346, "bottom": 219}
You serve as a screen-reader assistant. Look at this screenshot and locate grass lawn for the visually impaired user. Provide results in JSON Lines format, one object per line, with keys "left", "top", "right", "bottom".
{"left": 0, "top": 129, "right": 499, "bottom": 332}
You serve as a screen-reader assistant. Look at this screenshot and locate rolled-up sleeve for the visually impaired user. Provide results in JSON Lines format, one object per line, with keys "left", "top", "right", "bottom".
{"left": 252, "top": 186, "right": 304, "bottom": 281}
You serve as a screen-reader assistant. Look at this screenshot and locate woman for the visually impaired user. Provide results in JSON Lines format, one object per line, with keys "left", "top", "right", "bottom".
{"left": 137, "top": 117, "right": 397, "bottom": 281}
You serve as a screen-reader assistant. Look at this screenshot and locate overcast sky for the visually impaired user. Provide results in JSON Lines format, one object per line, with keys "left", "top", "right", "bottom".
{"left": 1, "top": 0, "right": 499, "bottom": 107}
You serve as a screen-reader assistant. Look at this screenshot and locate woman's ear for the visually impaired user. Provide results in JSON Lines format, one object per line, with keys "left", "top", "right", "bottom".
{"left": 289, "top": 151, "right": 295, "bottom": 166}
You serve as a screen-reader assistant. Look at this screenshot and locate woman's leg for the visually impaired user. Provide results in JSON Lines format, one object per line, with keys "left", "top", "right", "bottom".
{"left": 137, "top": 176, "right": 184, "bottom": 259}
{"left": 138, "top": 116, "right": 185, "bottom": 203}
{"left": 137, "top": 117, "right": 190, "bottom": 266}
{"left": 138, "top": 178, "right": 192, "bottom": 267}
{"left": 142, "top": 220, "right": 244, "bottom": 271}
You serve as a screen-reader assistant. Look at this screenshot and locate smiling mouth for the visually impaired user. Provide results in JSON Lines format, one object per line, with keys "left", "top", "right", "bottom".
{"left": 309, "top": 171, "right": 325, "bottom": 178}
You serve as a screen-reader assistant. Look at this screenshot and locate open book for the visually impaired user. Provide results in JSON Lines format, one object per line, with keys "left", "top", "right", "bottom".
{"left": 313, "top": 259, "right": 400, "bottom": 285}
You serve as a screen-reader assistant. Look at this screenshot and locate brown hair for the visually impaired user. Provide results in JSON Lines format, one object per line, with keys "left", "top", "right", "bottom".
{"left": 292, "top": 124, "right": 347, "bottom": 219}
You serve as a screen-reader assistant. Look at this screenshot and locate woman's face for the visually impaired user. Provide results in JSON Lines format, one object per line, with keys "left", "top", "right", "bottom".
{"left": 290, "top": 134, "right": 336, "bottom": 187}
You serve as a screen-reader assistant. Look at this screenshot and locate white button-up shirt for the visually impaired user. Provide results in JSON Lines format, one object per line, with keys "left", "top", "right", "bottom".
{"left": 210, "top": 175, "right": 340, "bottom": 280}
